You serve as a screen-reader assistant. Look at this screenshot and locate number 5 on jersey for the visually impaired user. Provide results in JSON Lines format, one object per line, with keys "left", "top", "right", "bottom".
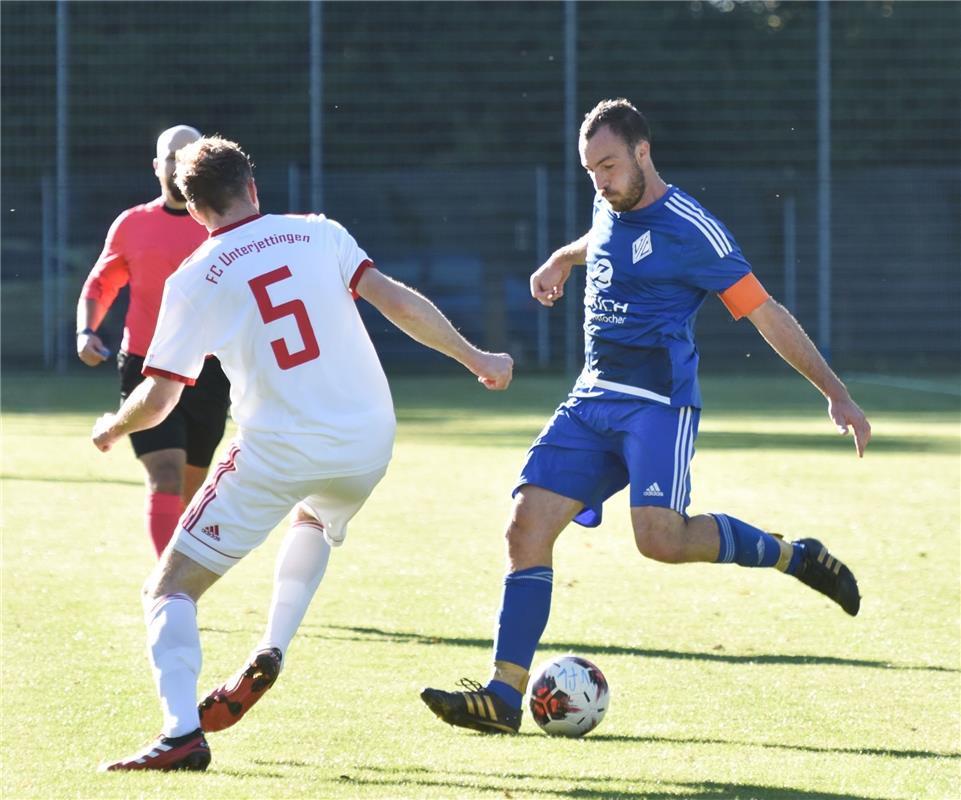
{"left": 248, "top": 266, "right": 320, "bottom": 370}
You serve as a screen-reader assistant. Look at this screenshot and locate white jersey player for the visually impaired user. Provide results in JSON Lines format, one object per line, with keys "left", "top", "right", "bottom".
{"left": 147, "top": 212, "right": 398, "bottom": 565}
{"left": 92, "top": 136, "right": 513, "bottom": 772}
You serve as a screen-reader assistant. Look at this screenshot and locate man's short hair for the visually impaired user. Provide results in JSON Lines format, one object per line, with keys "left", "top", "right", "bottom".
{"left": 175, "top": 136, "right": 254, "bottom": 215}
{"left": 580, "top": 99, "right": 651, "bottom": 150}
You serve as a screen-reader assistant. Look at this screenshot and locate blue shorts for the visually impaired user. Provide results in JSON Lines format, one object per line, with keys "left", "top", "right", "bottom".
{"left": 513, "top": 397, "right": 700, "bottom": 527}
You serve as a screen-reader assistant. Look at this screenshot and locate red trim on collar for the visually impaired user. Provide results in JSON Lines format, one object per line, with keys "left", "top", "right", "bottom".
{"left": 210, "top": 214, "right": 262, "bottom": 237}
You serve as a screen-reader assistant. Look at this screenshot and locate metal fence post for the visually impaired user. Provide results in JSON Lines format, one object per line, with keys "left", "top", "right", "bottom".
{"left": 288, "top": 162, "right": 302, "bottom": 213}
{"left": 535, "top": 165, "right": 550, "bottom": 368}
{"left": 564, "top": 0, "right": 579, "bottom": 373}
{"left": 309, "top": 0, "right": 323, "bottom": 213}
{"left": 817, "top": 0, "right": 832, "bottom": 362}
{"left": 56, "top": 0, "right": 70, "bottom": 373}
{"left": 42, "top": 176, "right": 55, "bottom": 369}
{"left": 783, "top": 187, "right": 797, "bottom": 312}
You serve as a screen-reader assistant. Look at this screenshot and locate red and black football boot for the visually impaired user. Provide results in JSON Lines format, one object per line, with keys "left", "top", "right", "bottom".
{"left": 198, "top": 647, "right": 282, "bottom": 733}
{"left": 98, "top": 728, "right": 210, "bottom": 772}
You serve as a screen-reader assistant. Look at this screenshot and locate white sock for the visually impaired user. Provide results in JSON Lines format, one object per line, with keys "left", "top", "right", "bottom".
{"left": 257, "top": 521, "right": 331, "bottom": 663}
{"left": 144, "top": 593, "right": 202, "bottom": 738}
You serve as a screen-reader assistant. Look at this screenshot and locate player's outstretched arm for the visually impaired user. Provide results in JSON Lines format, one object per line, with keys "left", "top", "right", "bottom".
{"left": 91, "top": 376, "right": 185, "bottom": 452}
{"left": 356, "top": 267, "right": 513, "bottom": 390}
{"left": 747, "top": 298, "right": 871, "bottom": 457}
{"left": 530, "top": 232, "right": 590, "bottom": 307}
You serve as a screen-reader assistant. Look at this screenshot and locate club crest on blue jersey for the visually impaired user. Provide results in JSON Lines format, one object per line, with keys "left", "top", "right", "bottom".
{"left": 631, "top": 231, "right": 653, "bottom": 263}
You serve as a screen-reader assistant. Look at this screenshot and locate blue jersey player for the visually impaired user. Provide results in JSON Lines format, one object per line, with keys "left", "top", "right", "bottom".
{"left": 421, "top": 98, "right": 872, "bottom": 735}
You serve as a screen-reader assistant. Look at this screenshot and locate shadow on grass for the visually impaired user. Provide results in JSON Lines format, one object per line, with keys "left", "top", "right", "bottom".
{"left": 589, "top": 732, "right": 961, "bottom": 761}
{"left": 249, "top": 762, "right": 896, "bottom": 800}
{"left": 0, "top": 473, "right": 142, "bottom": 487}
{"left": 251, "top": 758, "right": 317, "bottom": 768}
{"left": 316, "top": 625, "right": 959, "bottom": 674}
{"left": 215, "top": 766, "right": 286, "bottom": 779}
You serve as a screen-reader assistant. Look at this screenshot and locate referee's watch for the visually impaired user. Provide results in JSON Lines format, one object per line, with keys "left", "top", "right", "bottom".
{"left": 77, "top": 327, "right": 96, "bottom": 336}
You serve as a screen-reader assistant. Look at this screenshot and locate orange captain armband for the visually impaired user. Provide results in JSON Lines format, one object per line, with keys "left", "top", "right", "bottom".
{"left": 718, "top": 272, "right": 770, "bottom": 320}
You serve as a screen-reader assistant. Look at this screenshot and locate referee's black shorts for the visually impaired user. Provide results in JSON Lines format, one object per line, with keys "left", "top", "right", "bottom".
{"left": 118, "top": 351, "right": 231, "bottom": 468}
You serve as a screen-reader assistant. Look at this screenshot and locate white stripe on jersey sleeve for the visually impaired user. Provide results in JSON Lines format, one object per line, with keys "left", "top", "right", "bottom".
{"left": 668, "top": 194, "right": 732, "bottom": 253}
{"left": 665, "top": 197, "right": 732, "bottom": 257}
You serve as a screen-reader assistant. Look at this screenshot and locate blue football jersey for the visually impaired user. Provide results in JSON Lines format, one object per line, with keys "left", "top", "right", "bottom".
{"left": 571, "top": 186, "right": 753, "bottom": 408}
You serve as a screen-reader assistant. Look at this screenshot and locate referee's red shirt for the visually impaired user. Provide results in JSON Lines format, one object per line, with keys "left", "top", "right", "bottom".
{"left": 81, "top": 197, "right": 207, "bottom": 357}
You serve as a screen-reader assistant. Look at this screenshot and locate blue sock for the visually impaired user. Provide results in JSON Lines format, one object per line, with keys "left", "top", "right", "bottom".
{"left": 711, "top": 513, "right": 794, "bottom": 569}
{"left": 485, "top": 566, "right": 553, "bottom": 709}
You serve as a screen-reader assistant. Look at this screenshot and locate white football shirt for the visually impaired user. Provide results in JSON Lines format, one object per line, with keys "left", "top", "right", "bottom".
{"left": 144, "top": 213, "right": 395, "bottom": 478}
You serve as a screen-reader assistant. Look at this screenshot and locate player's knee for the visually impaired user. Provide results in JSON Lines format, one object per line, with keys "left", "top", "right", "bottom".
{"left": 141, "top": 454, "right": 184, "bottom": 495}
{"left": 146, "top": 472, "right": 182, "bottom": 495}
{"left": 632, "top": 507, "right": 688, "bottom": 563}
{"left": 505, "top": 517, "right": 551, "bottom": 570}
{"left": 140, "top": 562, "right": 174, "bottom": 609}
{"left": 141, "top": 551, "right": 188, "bottom": 610}
{"left": 504, "top": 517, "right": 530, "bottom": 552}
{"left": 633, "top": 524, "right": 685, "bottom": 563}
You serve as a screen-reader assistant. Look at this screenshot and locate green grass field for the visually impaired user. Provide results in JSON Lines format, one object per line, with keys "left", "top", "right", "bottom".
{"left": 3, "top": 370, "right": 959, "bottom": 800}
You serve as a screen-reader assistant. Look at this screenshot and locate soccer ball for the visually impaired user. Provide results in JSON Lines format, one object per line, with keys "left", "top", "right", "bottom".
{"left": 528, "top": 655, "right": 610, "bottom": 737}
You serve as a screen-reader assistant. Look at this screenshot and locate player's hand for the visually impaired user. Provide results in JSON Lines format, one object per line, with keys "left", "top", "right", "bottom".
{"left": 473, "top": 352, "right": 514, "bottom": 391}
{"left": 77, "top": 332, "right": 110, "bottom": 366}
{"left": 91, "top": 413, "right": 120, "bottom": 452}
{"left": 530, "top": 258, "right": 573, "bottom": 307}
{"left": 828, "top": 395, "right": 871, "bottom": 457}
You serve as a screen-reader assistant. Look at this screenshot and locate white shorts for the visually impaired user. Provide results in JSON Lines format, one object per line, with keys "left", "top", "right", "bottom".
{"left": 172, "top": 442, "right": 388, "bottom": 575}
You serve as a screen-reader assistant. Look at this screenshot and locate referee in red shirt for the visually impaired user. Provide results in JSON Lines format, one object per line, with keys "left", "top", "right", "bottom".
{"left": 77, "top": 125, "right": 230, "bottom": 557}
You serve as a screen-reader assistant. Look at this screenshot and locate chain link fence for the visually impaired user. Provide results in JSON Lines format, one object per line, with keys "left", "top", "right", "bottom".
{"left": 3, "top": 1, "right": 959, "bottom": 373}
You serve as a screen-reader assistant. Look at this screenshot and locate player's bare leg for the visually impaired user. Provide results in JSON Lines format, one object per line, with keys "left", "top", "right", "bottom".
{"left": 421, "top": 486, "right": 581, "bottom": 733}
{"left": 631, "top": 506, "right": 720, "bottom": 563}
{"left": 145, "top": 547, "right": 221, "bottom": 603}
{"left": 140, "top": 448, "right": 187, "bottom": 556}
{"left": 140, "top": 448, "right": 186, "bottom": 496}
{"left": 505, "top": 485, "right": 582, "bottom": 570}
{"left": 631, "top": 505, "right": 860, "bottom": 615}
{"left": 100, "top": 550, "right": 220, "bottom": 771}
{"left": 182, "top": 464, "right": 209, "bottom": 507}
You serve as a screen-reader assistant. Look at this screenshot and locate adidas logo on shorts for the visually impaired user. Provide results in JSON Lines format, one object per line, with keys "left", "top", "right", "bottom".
{"left": 201, "top": 524, "right": 221, "bottom": 541}
{"left": 642, "top": 482, "right": 664, "bottom": 497}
